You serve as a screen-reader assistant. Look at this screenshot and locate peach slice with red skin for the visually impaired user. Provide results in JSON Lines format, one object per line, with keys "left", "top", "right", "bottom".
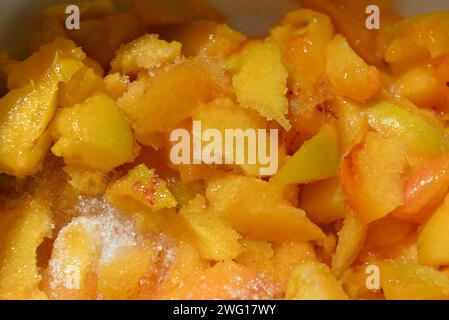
{"left": 394, "top": 152, "right": 449, "bottom": 223}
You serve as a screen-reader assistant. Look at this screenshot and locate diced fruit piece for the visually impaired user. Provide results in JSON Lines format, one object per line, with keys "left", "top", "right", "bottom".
{"left": 58, "top": 67, "right": 105, "bottom": 108}
{"left": 160, "top": 261, "right": 274, "bottom": 300}
{"left": 340, "top": 132, "right": 407, "bottom": 223}
{"left": 380, "top": 261, "right": 449, "bottom": 300}
{"left": 51, "top": 94, "right": 136, "bottom": 173}
{"left": 229, "top": 41, "right": 291, "bottom": 129}
{"left": 111, "top": 34, "right": 181, "bottom": 75}
{"left": 104, "top": 73, "right": 128, "bottom": 100}
{"left": 41, "top": 0, "right": 114, "bottom": 21}
{"left": 64, "top": 166, "right": 109, "bottom": 196}
{"left": 97, "top": 245, "right": 153, "bottom": 300}
{"left": 300, "top": 177, "right": 347, "bottom": 224}
{"left": 379, "top": 12, "right": 449, "bottom": 70}
{"left": 270, "top": 9, "right": 334, "bottom": 88}
{"left": 105, "top": 164, "right": 177, "bottom": 213}
{"left": 271, "top": 242, "right": 317, "bottom": 292}
{"left": 366, "top": 101, "right": 449, "bottom": 167}
{"left": 395, "top": 153, "right": 449, "bottom": 223}
{"left": 391, "top": 66, "right": 447, "bottom": 110}
{"left": 133, "top": 0, "right": 224, "bottom": 27}
{"left": 334, "top": 98, "right": 368, "bottom": 155}
{"left": 206, "top": 175, "right": 324, "bottom": 242}
{"left": 161, "top": 21, "right": 246, "bottom": 59}
{"left": 285, "top": 262, "right": 348, "bottom": 300}
{"left": 332, "top": 212, "right": 368, "bottom": 276}
{"left": 272, "top": 125, "right": 339, "bottom": 185}
{"left": 326, "top": 35, "right": 381, "bottom": 102}
{"left": 0, "top": 45, "right": 84, "bottom": 177}
{"left": 192, "top": 98, "right": 270, "bottom": 176}
{"left": 68, "top": 14, "right": 139, "bottom": 68}
{"left": 179, "top": 195, "right": 242, "bottom": 261}
{"left": 418, "top": 194, "right": 449, "bottom": 267}
{"left": 7, "top": 38, "right": 85, "bottom": 90}
{"left": 301, "top": 0, "right": 399, "bottom": 67}
{"left": 118, "top": 58, "right": 229, "bottom": 145}
{"left": 236, "top": 239, "right": 273, "bottom": 275}
{"left": 0, "top": 197, "right": 52, "bottom": 299}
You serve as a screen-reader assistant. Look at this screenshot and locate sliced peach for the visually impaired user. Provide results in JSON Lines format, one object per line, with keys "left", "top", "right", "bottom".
{"left": 380, "top": 261, "right": 449, "bottom": 300}
{"left": 285, "top": 261, "right": 348, "bottom": 300}
{"left": 418, "top": 194, "right": 449, "bottom": 267}
{"left": 340, "top": 132, "right": 407, "bottom": 223}
{"left": 206, "top": 175, "right": 324, "bottom": 242}
{"left": 395, "top": 153, "right": 449, "bottom": 223}
{"left": 160, "top": 261, "right": 275, "bottom": 300}
{"left": 272, "top": 125, "right": 340, "bottom": 185}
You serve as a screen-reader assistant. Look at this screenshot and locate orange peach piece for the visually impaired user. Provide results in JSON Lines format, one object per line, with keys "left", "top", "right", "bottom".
{"left": 300, "top": 177, "right": 348, "bottom": 224}
{"left": 340, "top": 132, "right": 407, "bottom": 223}
{"left": 332, "top": 212, "right": 368, "bottom": 277}
{"left": 160, "top": 261, "right": 275, "bottom": 300}
{"left": 271, "top": 242, "right": 316, "bottom": 293}
{"left": 395, "top": 153, "right": 449, "bottom": 223}
{"left": 418, "top": 194, "right": 449, "bottom": 268}
{"left": 106, "top": 164, "right": 177, "bottom": 213}
{"left": 178, "top": 195, "right": 242, "bottom": 261}
{"left": 285, "top": 261, "right": 348, "bottom": 300}
{"left": 118, "top": 58, "right": 229, "bottom": 145}
{"left": 380, "top": 261, "right": 449, "bottom": 300}
{"left": 206, "top": 175, "right": 324, "bottom": 242}
{"left": 0, "top": 197, "right": 52, "bottom": 299}
{"left": 58, "top": 67, "right": 106, "bottom": 108}
{"left": 236, "top": 239, "right": 273, "bottom": 275}
{"left": 270, "top": 9, "right": 334, "bottom": 88}
{"left": 326, "top": 35, "right": 381, "bottom": 102}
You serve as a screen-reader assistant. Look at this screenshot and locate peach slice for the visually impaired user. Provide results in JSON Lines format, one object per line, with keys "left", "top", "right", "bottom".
{"left": 395, "top": 153, "right": 449, "bottom": 223}
{"left": 340, "top": 132, "right": 407, "bottom": 223}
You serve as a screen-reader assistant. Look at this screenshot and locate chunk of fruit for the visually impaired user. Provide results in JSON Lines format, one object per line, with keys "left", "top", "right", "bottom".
{"left": 366, "top": 101, "right": 449, "bottom": 167}
{"left": 395, "top": 153, "right": 449, "bottom": 223}
{"left": 161, "top": 21, "right": 246, "bottom": 59}
{"left": 380, "top": 261, "right": 449, "bottom": 300}
{"left": 332, "top": 212, "right": 368, "bottom": 276}
{"left": 418, "top": 194, "right": 449, "bottom": 267}
{"left": 271, "top": 242, "right": 317, "bottom": 292}
{"left": 326, "top": 35, "right": 381, "bottom": 102}
{"left": 51, "top": 94, "right": 136, "bottom": 173}
{"left": 110, "top": 34, "right": 181, "bottom": 75}
{"left": 133, "top": 0, "right": 224, "bottom": 27}
{"left": 192, "top": 98, "right": 270, "bottom": 176}
{"left": 105, "top": 164, "right": 177, "bottom": 213}
{"left": 0, "top": 197, "right": 52, "bottom": 299}
{"left": 270, "top": 9, "right": 334, "bottom": 88}
{"left": 300, "top": 177, "right": 348, "bottom": 224}
{"left": 160, "top": 261, "right": 275, "bottom": 300}
{"left": 335, "top": 98, "right": 368, "bottom": 155}
{"left": 340, "top": 132, "right": 407, "bottom": 223}
{"left": 229, "top": 41, "right": 291, "bottom": 129}
{"left": 68, "top": 14, "right": 139, "bottom": 68}
{"left": 272, "top": 125, "right": 339, "bottom": 185}
{"left": 206, "top": 175, "right": 324, "bottom": 242}
{"left": 58, "top": 67, "right": 105, "bottom": 108}
{"left": 179, "top": 195, "right": 242, "bottom": 261}
{"left": 236, "top": 239, "right": 273, "bottom": 275}
{"left": 391, "top": 66, "right": 447, "bottom": 110}
{"left": 0, "top": 44, "right": 84, "bottom": 177}
{"left": 285, "top": 261, "right": 348, "bottom": 300}
{"left": 379, "top": 12, "right": 449, "bottom": 70}
{"left": 118, "top": 58, "right": 229, "bottom": 145}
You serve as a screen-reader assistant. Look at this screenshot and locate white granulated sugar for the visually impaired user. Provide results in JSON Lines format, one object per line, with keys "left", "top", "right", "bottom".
{"left": 50, "top": 197, "right": 140, "bottom": 290}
